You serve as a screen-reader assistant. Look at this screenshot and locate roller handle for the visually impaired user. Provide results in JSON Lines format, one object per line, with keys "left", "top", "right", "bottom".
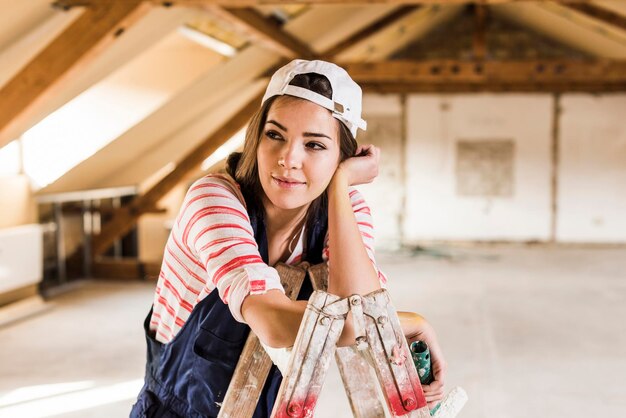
{"left": 410, "top": 340, "right": 433, "bottom": 385}
{"left": 410, "top": 340, "right": 441, "bottom": 415}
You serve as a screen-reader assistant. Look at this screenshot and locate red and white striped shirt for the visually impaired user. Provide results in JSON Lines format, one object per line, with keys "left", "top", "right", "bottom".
{"left": 150, "top": 173, "right": 387, "bottom": 343}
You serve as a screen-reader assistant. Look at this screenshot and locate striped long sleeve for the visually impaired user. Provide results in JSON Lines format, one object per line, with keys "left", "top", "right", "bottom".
{"left": 149, "top": 175, "right": 386, "bottom": 343}
{"left": 150, "top": 174, "right": 283, "bottom": 342}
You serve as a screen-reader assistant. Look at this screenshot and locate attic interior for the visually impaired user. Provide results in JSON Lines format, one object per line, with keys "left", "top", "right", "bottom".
{"left": 0, "top": 1, "right": 625, "bottom": 417}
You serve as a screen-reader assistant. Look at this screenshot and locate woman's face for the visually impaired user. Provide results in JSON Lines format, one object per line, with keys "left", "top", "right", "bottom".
{"left": 257, "top": 96, "right": 341, "bottom": 211}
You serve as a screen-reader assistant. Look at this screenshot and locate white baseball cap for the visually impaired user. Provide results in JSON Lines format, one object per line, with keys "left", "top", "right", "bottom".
{"left": 261, "top": 59, "right": 367, "bottom": 138}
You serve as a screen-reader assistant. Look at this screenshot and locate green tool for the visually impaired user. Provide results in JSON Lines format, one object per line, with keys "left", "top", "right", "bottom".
{"left": 410, "top": 340, "right": 441, "bottom": 416}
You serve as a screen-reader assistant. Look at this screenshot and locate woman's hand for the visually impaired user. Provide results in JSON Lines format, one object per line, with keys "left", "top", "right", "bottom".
{"left": 399, "top": 312, "right": 448, "bottom": 410}
{"left": 336, "top": 144, "right": 380, "bottom": 186}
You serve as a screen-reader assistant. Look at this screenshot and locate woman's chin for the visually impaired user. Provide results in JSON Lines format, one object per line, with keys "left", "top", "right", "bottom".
{"left": 263, "top": 190, "right": 315, "bottom": 211}
{"left": 266, "top": 197, "right": 308, "bottom": 211}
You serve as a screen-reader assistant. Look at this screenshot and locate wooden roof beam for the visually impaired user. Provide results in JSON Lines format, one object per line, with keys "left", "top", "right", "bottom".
{"left": 344, "top": 59, "right": 626, "bottom": 83}
{"left": 91, "top": 92, "right": 263, "bottom": 256}
{"left": 343, "top": 59, "right": 626, "bottom": 92}
{"left": 562, "top": 2, "right": 626, "bottom": 32}
{"left": 321, "top": 5, "right": 419, "bottom": 59}
{"left": 205, "top": 6, "right": 315, "bottom": 59}
{"left": 358, "top": 81, "right": 626, "bottom": 93}
{"left": 0, "top": 0, "right": 151, "bottom": 149}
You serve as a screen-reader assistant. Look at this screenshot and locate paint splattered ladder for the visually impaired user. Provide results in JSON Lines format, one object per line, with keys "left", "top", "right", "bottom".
{"left": 218, "top": 262, "right": 465, "bottom": 418}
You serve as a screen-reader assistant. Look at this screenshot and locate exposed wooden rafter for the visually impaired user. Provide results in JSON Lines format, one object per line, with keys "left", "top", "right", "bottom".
{"left": 344, "top": 59, "right": 626, "bottom": 92}
{"left": 91, "top": 92, "right": 263, "bottom": 256}
{"left": 321, "top": 6, "right": 419, "bottom": 59}
{"left": 562, "top": 2, "right": 626, "bottom": 32}
{"left": 206, "top": 6, "right": 315, "bottom": 58}
{"left": 0, "top": 0, "right": 151, "bottom": 149}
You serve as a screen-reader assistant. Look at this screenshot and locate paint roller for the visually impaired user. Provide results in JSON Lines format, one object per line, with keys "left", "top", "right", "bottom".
{"left": 410, "top": 341, "right": 468, "bottom": 418}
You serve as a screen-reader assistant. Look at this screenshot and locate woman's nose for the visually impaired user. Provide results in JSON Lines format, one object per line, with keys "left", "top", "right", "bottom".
{"left": 279, "top": 143, "right": 303, "bottom": 169}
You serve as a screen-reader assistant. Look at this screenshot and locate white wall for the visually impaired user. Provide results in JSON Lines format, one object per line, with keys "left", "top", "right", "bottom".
{"left": 557, "top": 95, "right": 626, "bottom": 243}
{"left": 0, "top": 224, "right": 43, "bottom": 293}
{"left": 0, "top": 174, "right": 37, "bottom": 228}
{"left": 357, "top": 94, "right": 404, "bottom": 249}
{"left": 403, "top": 94, "right": 553, "bottom": 242}
{"left": 359, "top": 92, "right": 626, "bottom": 247}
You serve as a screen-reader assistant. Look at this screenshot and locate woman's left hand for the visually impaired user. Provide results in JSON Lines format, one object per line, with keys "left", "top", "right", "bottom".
{"left": 336, "top": 144, "right": 380, "bottom": 186}
{"left": 399, "top": 312, "right": 448, "bottom": 410}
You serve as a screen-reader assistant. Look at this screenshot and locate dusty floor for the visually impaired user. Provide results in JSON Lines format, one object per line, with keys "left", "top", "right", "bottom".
{"left": 1, "top": 245, "right": 625, "bottom": 418}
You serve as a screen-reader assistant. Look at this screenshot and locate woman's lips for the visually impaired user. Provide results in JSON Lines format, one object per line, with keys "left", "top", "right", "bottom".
{"left": 272, "top": 176, "right": 305, "bottom": 189}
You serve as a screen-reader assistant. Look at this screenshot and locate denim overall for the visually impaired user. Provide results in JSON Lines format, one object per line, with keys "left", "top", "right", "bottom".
{"left": 130, "top": 191, "right": 327, "bottom": 417}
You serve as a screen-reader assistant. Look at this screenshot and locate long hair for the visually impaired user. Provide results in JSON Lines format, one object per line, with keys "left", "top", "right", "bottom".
{"left": 226, "top": 73, "right": 358, "bottom": 256}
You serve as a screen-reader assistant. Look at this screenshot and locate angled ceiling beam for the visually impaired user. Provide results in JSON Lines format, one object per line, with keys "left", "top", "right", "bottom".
{"left": 343, "top": 59, "right": 626, "bottom": 92}
{"left": 91, "top": 91, "right": 263, "bottom": 256}
{"left": 321, "top": 5, "right": 419, "bottom": 59}
{"left": 562, "top": 2, "right": 626, "bottom": 32}
{"left": 0, "top": 0, "right": 151, "bottom": 149}
{"left": 206, "top": 6, "right": 315, "bottom": 58}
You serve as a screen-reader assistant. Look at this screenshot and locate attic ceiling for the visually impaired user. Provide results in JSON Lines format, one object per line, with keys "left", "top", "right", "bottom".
{"left": 0, "top": 0, "right": 623, "bottom": 206}
{"left": 393, "top": 5, "right": 593, "bottom": 60}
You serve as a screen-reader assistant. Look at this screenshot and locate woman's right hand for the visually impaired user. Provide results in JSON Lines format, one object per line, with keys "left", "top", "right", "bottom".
{"left": 336, "top": 144, "right": 380, "bottom": 186}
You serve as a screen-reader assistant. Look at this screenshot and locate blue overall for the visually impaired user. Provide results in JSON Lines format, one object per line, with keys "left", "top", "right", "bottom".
{"left": 130, "top": 191, "right": 327, "bottom": 418}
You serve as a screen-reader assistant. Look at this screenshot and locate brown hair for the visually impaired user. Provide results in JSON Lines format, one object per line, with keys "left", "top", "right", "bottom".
{"left": 227, "top": 73, "right": 358, "bottom": 232}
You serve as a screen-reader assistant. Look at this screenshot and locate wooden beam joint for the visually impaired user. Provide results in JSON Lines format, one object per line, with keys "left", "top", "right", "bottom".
{"left": 206, "top": 6, "right": 315, "bottom": 59}
{"left": 321, "top": 5, "right": 419, "bottom": 60}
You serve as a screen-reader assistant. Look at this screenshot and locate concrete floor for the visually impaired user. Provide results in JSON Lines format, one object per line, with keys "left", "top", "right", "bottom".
{"left": 1, "top": 245, "right": 625, "bottom": 418}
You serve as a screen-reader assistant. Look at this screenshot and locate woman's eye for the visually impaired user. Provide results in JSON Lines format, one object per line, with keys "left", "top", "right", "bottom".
{"left": 306, "top": 142, "right": 326, "bottom": 150}
{"left": 265, "top": 130, "right": 282, "bottom": 140}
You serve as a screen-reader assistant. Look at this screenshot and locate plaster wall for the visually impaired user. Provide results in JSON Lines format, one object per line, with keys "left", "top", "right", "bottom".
{"left": 556, "top": 95, "right": 626, "bottom": 243}
{"left": 358, "top": 94, "right": 404, "bottom": 249}
{"left": 403, "top": 94, "right": 553, "bottom": 242}
{"left": 0, "top": 175, "right": 36, "bottom": 228}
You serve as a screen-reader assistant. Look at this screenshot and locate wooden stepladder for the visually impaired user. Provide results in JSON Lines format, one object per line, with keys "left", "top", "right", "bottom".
{"left": 218, "top": 262, "right": 430, "bottom": 418}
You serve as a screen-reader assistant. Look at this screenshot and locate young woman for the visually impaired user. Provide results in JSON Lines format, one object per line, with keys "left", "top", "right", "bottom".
{"left": 131, "top": 60, "right": 446, "bottom": 418}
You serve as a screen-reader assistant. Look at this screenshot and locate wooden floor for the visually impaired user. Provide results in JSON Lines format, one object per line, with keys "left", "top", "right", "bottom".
{"left": 1, "top": 245, "right": 625, "bottom": 418}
